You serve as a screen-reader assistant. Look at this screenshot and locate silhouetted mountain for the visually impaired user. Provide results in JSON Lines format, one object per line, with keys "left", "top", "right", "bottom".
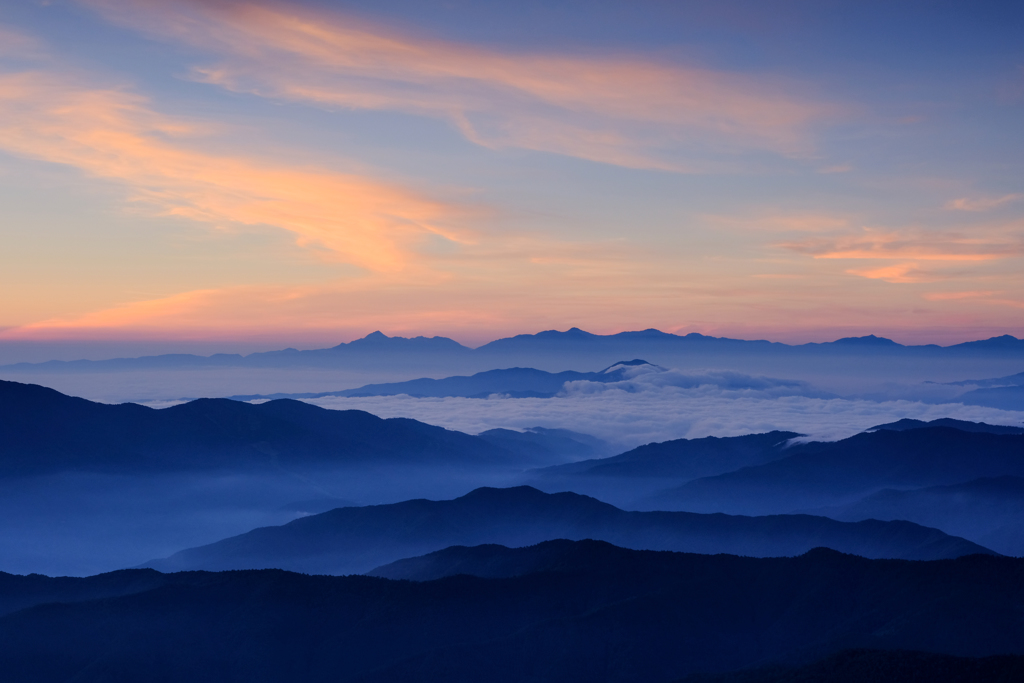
{"left": 528, "top": 431, "right": 800, "bottom": 505}
{"left": 4, "top": 542, "right": 1024, "bottom": 682}
{"left": 143, "top": 486, "right": 991, "bottom": 575}
{"left": 539, "top": 431, "right": 802, "bottom": 479}
{"left": 810, "top": 476, "right": 1024, "bottom": 557}
{"left": 650, "top": 427, "right": 1024, "bottom": 515}
{"left": 825, "top": 334, "right": 902, "bottom": 346}
{"left": 227, "top": 360, "right": 658, "bottom": 401}
{"left": 867, "top": 417, "right": 1024, "bottom": 434}
{"left": 926, "top": 369, "right": 1024, "bottom": 411}
{"left": 0, "top": 380, "right": 512, "bottom": 475}
{"left": 3, "top": 328, "right": 1022, "bottom": 374}
{"left": 678, "top": 649, "right": 1024, "bottom": 683}
{"left": 0, "top": 568, "right": 167, "bottom": 618}
{"left": 947, "top": 334, "right": 1024, "bottom": 351}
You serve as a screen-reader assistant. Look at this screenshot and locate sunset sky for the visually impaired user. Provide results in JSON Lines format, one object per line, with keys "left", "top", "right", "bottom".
{"left": 1, "top": 0, "right": 1022, "bottom": 357}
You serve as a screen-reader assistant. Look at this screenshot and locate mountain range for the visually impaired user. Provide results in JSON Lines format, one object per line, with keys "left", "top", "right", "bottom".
{"left": 3, "top": 328, "right": 1023, "bottom": 374}
{"left": 807, "top": 476, "right": 1024, "bottom": 557}
{"left": 227, "top": 359, "right": 657, "bottom": 400}
{"left": 527, "top": 430, "right": 800, "bottom": 505}
{"left": 0, "top": 379, "right": 514, "bottom": 475}
{"left": 142, "top": 486, "right": 991, "bottom": 575}
{"left": 650, "top": 426, "right": 1024, "bottom": 516}
{"left": 929, "top": 371, "right": 1024, "bottom": 411}
{"left": 2, "top": 541, "right": 1022, "bottom": 682}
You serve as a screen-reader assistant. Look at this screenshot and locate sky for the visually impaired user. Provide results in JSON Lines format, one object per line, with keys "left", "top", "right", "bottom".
{"left": 1, "top": 0, "right": 1023, "bottom": 357}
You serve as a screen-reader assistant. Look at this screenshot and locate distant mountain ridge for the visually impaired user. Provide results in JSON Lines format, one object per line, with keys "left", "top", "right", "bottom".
{"left": 226, "top": 359, "right": 660, "bottom": 401}
{"left": 142, "top": 485, "right": 992, "bottom": 575}
{"left": 867, "top": 417, "right": 1024, "bottom": 434}
{"left": 807, "top": 475, "right": 1024, "bottom": 557}
{"left": 2, "top": 328, "right": 1022, "bottom": 373}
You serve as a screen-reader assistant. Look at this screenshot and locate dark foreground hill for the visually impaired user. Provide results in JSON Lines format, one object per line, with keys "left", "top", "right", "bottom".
{"left": 3, "top": 542, "right": 1024, "bottom": 682}
{"left": 144, "top": 486, "right": 991, "bottom": 574}
{"left": 650, "top": 427, "right": 1024, "bottom": 515}
{"left": 679, "top": 648, "right": 1024, "bottom": 683}
{"left": 0, "top": 380, "right": 512, "bottom": 475}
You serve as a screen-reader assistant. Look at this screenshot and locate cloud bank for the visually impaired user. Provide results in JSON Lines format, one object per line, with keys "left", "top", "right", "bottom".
{"left": 306, "top": 384, "right": 1024, "bottom": 451}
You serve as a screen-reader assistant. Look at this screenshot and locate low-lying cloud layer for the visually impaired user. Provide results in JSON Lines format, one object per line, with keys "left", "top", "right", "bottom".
{"left": 563, "top": 363, "right": 836, "bottom": 400}
{"left": 307, "top": 388, "right": 1024, "bottom": 451}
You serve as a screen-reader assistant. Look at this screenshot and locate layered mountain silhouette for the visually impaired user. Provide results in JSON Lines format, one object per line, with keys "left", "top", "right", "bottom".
{"left": 143, "top": 486, "right": 991, "bottom": 575}
{"left": 528, "top": 431, "right": 800, "bottom": 504}
{"left": 922, "top": 370, "right": 1024, "bottom": 411}
{"left": 867, "top": 417, "right": 1024, "bottom": 434}
{"left": 648, "top": 426, "right": 1024, "bottom": 515}
{"left": 476, "top": 426, "right": 614, "bottom": 463}
{"left": 535, "top": 431, "right": 801, "bottom": 479}
{"left": 2, "top": 541, "right": 1022, "bottom": 682}
{"left": 4, "top": 328, "right": 1023, "bottom": 374}
{"left": 0, "top": 380, "right": 512, "bottom": 475}
{"left": 228, "top": 359, "right": 656, "bottom": 401}
{"left": 810, "top": 476, "right": 1024, "bottom": 556}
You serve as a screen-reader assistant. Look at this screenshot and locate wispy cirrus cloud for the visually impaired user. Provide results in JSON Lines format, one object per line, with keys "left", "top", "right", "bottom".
{"left": 778, "top": 227, "right": 1024, "bottom": 262}
{"left": 81, "top": 0, "right": 842, "bottom": 171}
{"left": 0, "top": 25, "right": 46, "bottom": 60}
{"left": 922, "top": 291, "right": 1024, "bottom": 309}
{"left": 0, "top": 70, "right": 472, "bottom": 272}
{"left": 945, "top": 194, "right": 1023, "bottom": 212}
{"left": 845, "top": 263, "right": 936, "bottom": 284}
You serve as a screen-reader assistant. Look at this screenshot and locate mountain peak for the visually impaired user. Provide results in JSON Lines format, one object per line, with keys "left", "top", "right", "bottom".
{"left": 829, "top": 334, "right": 901, "bottom": 346}
{"left": 600, "top": 359, "right": 655, "bottom": 373}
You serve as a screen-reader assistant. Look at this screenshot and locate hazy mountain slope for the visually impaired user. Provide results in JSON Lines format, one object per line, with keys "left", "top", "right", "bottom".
{"left": 943, "top": 369, "right": 1024, "bottom": 387}
{"left": 143, "top": 486, "right": 992, "bottom": 575}
{"left": 476, "top": 427, "right": 613, "bottom": 465}
{"left": 536, "top": 431, "right": 801, "bottom": 479}
{"left": 4, "top": 543, "right": 1024, "bottom": 682}
{"left": 0, "top": 380, "right": 512, "bottom": 475}
{"left": 958, "top": 385, "right": 1024, "bottom": 411}
{"left": 527, "top": 431, "right": 801, "bottom": 505}
{"left": 650, "top": 427, "right": 1024, "bottom": 515}
{"left": 809, "top": 476, "right": 1024, "bottom": 557}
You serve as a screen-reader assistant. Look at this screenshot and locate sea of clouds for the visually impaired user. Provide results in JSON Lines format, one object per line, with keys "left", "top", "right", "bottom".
{"left": 306, "top": 364, "right": 1024, "bottom": 450}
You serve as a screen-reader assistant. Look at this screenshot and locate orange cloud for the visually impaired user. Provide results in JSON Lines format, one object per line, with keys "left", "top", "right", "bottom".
{"left": 0, "top": 70, "right": 470, "bottom": 271}
{"left": 82, "top": 0, "right": 841, "bottom": 170}
{"left": 846, "top": 263, "right": 934, "bottom": 284}
{"left": 945, "top": 194, "right": 1023, "bottom": 212}
{"left": 779, "top": 227, "right": 1024, "bottom": 262}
